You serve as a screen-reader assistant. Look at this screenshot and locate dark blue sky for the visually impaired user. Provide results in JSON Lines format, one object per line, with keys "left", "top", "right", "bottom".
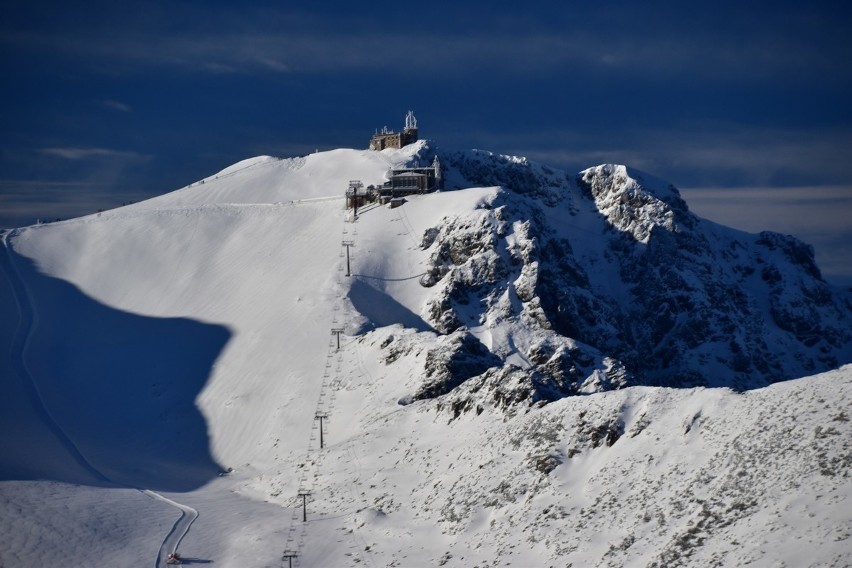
{"left": 2, "top": 1, "right": 851, "bottom": 283}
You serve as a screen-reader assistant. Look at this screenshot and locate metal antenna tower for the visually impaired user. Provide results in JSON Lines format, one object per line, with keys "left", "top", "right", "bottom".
{"left": 405, "top": 110, "right": 417, "bottom": 130}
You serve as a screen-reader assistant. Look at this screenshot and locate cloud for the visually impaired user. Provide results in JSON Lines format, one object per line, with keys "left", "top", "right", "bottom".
{"left": 101, "top": 99, "right": 131, "bottom": 112}
{"left": 679, "top": 184, "right": 852, "bottom": 286}
{"left": 0, "top": 180, "right": 153, "bottom": 228}
{"left": 459, "top": 124, "right": 852, "bottom": 190}
{"left": 39, "top": 147, "right": 151, "bottom": 161}
{"left": 0, "top": 148, "right": 159, "bottom": 227}
{"left": 631, "top": 128, "right": 852, "bottom": 188}
{"left": 680, "top": 185, "right": 852, "bottom": 233}
{"left": 440, "top": 128, "right": 852, "bottom": 286}
{"left": 3, "top": 10, "right": 849, "bottom": 82}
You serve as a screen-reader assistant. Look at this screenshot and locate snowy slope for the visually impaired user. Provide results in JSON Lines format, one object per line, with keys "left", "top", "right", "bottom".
{"left": 1, "top": 142, "right": 850, "bottom": 567}
{"left": 289, "top": 361, "right": 852, "bottom": 567}
{"left": 135, "top": 146, "right": 416, "bottom": 210}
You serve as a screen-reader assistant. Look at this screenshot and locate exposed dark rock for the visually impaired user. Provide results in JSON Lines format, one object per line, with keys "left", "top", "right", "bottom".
{"left": 532, "top": 454, "right": 563, "bottom": 475}
{"left": 413, "top": 330, "right": 502, "bottom": 401}
{"left": 391, "top": 155, "right": 852, "bottom": 409}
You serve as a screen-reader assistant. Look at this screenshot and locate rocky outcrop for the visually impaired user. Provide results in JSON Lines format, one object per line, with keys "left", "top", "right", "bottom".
{"left": 413, "top": 330, "right": 502, "bottom": 401}
{"left": 403, "top": 152, "right": 852, "bottom": 410}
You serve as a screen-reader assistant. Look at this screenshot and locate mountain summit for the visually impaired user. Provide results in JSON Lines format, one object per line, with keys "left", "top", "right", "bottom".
{"left": 2, "top": 141, "right": 850, "bottom": 567}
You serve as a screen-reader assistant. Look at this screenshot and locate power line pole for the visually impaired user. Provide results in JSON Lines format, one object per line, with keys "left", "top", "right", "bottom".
{"left": 341, "top": 241, "right": 354, "bottom": 277}
{"left": 282, "top": 550, "right": 298, "bottom": 568}
{"left": 315, "top": 412, "right": 328, "bottom": 449}
{"left": 331, "top": 328, "right": 344, "bottom": 350}
{"left": 297, "top": 489, "right": 311, "bottom": 522}
{"left": 348, "top": 180, "right": 363, "bottom": 220}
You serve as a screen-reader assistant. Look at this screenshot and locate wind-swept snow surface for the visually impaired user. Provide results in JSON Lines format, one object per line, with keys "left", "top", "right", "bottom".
{"left": 1, "top": 142, "right": 850, "bottom": 566}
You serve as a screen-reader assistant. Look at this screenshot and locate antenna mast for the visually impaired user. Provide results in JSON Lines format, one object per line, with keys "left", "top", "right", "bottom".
{"left": 405, "top": 110, "right": 417, "bottom": 130}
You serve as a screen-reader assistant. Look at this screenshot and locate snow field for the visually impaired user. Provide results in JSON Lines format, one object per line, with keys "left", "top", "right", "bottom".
{"left": 2, "top": 142, "right": 850, "bottom": 567}
{"left": 290, "top": 353, "right": 851, "bottom": 567}
{"left": 0, "top": 482, "right": 173, "bottom": 566}
{"left": 0, "top": 144, "right": 436, "bottom": 565}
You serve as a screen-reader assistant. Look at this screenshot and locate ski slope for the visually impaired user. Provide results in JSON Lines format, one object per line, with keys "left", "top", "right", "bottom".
{"left": 1, "top": 142, "right": 850, "bottom": 566}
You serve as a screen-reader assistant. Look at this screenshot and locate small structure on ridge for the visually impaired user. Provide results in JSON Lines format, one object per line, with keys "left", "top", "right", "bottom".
{"left": 348, "top": 111, "right": 442, "bottom": 211}
{"left": 383, "top": 156, "right": 443, "bottom": 195}
{"left": 369, "top": 111, "right": 419, "bottom": 151}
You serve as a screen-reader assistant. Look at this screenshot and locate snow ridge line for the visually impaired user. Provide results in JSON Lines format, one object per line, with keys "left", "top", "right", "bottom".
{"left": 195, "top": 155, "right": 278, "bottom": 184}
{"left": 1, "top": 230, "right": 198, "bottom": 568}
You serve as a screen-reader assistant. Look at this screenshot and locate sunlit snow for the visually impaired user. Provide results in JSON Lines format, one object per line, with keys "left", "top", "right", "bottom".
{"left": 1, "top": 142, "right": 849, "bottom": 567}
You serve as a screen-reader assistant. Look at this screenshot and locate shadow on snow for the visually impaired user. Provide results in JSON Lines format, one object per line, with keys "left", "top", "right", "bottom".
{"left": 0, "top": 248, "right": 228, "bottom": 491}
{"left": 348, "top": 277, "right": 433, "bottom": 333}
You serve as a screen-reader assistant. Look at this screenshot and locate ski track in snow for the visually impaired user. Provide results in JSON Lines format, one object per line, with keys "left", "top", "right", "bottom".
{"left": 142, "top": 490, "right": 199, "bottom": 567}
{"left": 1, "top": 230, "right": 197, "bottom": 568}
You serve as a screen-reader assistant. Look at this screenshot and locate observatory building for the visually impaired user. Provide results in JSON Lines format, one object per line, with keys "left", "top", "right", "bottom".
{"left": 369, "top": 111, "right": 419, "bottom": 151}
{"left": 346, "top": 110, "right": 441, "bottom": 213}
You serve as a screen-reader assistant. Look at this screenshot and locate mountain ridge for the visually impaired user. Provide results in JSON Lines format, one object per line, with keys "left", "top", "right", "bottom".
{"left": 1, "top": 141, "right": 850, "bottom": 566}
{"left": 407, "top": 145, "right": 852, "bottom": 399}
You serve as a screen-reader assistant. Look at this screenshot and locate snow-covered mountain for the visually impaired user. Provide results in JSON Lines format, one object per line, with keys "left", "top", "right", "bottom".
{"left": 436, "top": 147, "right": 851, "bottom": 391}
{"left": 1, "top": 141, "right": 850, "bottom": 567}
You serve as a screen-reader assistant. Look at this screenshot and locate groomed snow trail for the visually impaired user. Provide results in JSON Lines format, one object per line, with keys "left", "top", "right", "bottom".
{"left": 1, "top": 230, "right": 198, "bottom": 568}
{"left": 143, "top": 490, "right": 199, "bottom": 567}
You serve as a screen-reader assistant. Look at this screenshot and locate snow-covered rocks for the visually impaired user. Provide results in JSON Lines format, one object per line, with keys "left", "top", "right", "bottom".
{"left": 426, "top": 152, "right": 852, "bottom": 393}
{"left": 2, "top": 141, "right": 850, "bottom": 567}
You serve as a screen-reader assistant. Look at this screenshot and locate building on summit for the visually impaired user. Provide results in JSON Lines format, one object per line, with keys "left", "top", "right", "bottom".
{"left": 369, "top": 111, "right": 419, "bottom": 151}
{"left": 384, "top": 157, "right": 443, "bottom": 195}
{"left": 347, "top": 111, "right": 442, "bottom": 212}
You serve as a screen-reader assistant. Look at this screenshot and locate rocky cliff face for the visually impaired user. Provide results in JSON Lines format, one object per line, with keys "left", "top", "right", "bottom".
{"left": 383, "top": 147, "right": 852, "bottom": 409}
